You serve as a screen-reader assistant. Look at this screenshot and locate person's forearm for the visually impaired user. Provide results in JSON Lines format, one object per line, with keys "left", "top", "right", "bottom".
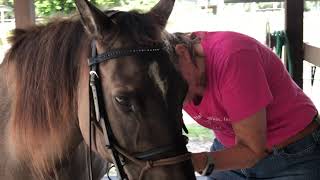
{"left": 211, "top": 143, "right": 268, "bottom": 171}
{"left": 193, "top": 143, "right": 268, "bottom": 172}
{"left": 192, "top": 109, "right": 269, "bottom": 172}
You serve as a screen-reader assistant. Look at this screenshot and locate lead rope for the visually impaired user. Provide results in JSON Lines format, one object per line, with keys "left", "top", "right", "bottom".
{"left": 113, "top": 145, "right": 191, "bottom": 180}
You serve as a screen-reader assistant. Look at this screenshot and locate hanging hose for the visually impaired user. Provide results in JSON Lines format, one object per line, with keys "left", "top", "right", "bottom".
{"left": 268, "top": 30, "right": 319, "bottom": 86}
{"left": 266, "top": 30, "right": 294, "bottom": 77}
{"left": 275, "top": 31, "right": 285, "bottom": 58}
{"left": 283, "top": 32, "right": 294, "bottom": 77}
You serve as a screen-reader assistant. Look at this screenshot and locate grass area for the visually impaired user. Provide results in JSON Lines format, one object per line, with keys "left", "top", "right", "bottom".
{"left": 185, "top": 124, "right": 213, "bottom": 141}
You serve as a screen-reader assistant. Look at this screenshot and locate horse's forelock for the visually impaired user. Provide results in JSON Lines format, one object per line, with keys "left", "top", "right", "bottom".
{"left": 103, "top": 11, "right": 163, "bottom": 48}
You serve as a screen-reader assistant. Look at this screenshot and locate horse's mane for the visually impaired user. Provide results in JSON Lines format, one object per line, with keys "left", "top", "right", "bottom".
{"left": 4, "top": 10, "right": 163, "bottom": 178}
{"left": 5, "top": 17, "right": 86, "bottom": 178}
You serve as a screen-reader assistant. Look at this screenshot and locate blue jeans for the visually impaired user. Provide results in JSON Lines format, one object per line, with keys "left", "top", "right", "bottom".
{"left": 207, "top": 127, "right": 320, "bottom": 180}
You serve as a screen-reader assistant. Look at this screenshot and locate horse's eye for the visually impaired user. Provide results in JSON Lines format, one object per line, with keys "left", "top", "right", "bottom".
{"left": 115, "top": 96, "right": 131, "bottom": 108}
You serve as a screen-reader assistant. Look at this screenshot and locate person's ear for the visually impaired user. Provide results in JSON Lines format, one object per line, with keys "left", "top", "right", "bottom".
{"left": 175, "top": 44, "right": 192, "bottom": 64}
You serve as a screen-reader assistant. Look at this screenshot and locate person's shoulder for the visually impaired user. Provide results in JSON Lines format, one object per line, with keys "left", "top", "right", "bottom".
{"left": 203, "top": 31, "right": 251, "bottom": 39}
{"left": 204, "top": 31, "right": 262, "bottom": 55}
{"left": 193, "top": 31, "right": 249, "bottom": 40}
{"left": 201, "top": 32, "right": 265, "bottom": 70}
{"left": 214, "top": 31, "right": 256, "bottom": 46}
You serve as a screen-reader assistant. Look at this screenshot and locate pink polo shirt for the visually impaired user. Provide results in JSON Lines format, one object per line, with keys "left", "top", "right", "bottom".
{"left": 183, "top": 31, "right": 317, "bottom": 148}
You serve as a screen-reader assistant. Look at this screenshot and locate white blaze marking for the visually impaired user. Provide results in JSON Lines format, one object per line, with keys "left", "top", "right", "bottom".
{"left": 148, "top": 62, "right": 167, "bottom": 100}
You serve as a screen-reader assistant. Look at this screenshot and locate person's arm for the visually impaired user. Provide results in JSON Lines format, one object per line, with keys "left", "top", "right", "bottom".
{"left": 191, "top": 108, "right": 269, "bottom": 172}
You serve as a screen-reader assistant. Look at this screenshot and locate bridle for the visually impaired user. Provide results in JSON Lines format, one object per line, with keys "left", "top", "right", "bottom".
{"left": 87, "top": 40, "right": 191, "bottom": 180}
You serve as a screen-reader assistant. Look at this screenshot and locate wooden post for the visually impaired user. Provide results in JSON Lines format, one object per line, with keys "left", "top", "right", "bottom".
{"left": 285, "top": 0, "right": 304, "bottom": 88}
{"left": 13, "top": 0, "right": 35, "bottom": 29}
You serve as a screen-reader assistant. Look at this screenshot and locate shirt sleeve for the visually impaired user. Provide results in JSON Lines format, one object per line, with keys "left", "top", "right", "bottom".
{"left": 218, "top": 49, "right": 273, "bottom": 122}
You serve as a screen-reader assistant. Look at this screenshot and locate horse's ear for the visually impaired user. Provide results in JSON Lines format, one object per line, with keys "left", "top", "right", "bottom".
{"left": 148, "top": 0, "right": 175, "bottom": 29}
{"left": 75, "top": 0, "right": 112, "bottom": 38}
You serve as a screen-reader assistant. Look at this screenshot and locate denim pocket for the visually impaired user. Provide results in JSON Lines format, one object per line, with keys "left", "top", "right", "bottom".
{"left": 278, "top": 143, "right": 318, "bottom": 158}
{"left": 277, "top": 133, "right": 320, "bottom": 158}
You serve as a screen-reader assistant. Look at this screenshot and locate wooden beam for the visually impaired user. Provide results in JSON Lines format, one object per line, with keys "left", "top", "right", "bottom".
{"left": 285, "top": 0, "right": 304, "bottom": 88}
{"left": 13, "top": 0, "right": 35, "bottom": 29}
{"left": 304, "top": 43, "right": 320, "bottom": 67}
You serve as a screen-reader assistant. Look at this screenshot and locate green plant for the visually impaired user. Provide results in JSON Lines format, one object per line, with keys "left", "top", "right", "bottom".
{"left": 184, "top": 124, "right": 213, "bottom": 141}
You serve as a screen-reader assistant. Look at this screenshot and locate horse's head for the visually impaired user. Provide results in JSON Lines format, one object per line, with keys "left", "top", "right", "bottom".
{"left": 75, "top": 0, "right": 195, "bottom": 179}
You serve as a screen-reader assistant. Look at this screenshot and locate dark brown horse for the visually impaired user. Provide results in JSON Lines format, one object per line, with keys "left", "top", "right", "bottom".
{"left": 0, "top": 0, "right": 196, "bottom": 179}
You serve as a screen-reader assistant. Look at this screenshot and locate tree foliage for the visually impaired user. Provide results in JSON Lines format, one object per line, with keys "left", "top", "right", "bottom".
{"left": 34, "top": 0, "right": 122, "bottom": 17}
{"left": 0, "top": 0, "right": 13, "bottom": 7}
{"left": 0, "top": 0, "right": 157, "bottom": 17}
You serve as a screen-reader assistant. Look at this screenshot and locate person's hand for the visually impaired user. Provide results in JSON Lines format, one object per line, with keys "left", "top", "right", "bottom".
{"left": 191, "top": 152, "right": 207, "bottom": 173}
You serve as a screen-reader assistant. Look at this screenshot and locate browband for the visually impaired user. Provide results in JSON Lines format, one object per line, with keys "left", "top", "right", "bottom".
{"left": 88, "top": 47, "right": 163, "bottom": 66}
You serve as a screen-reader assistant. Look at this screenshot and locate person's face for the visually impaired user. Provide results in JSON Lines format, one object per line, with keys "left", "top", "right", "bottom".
{"left": 179, "top": 56, "right": 199, "bottom": 104}
{"left": 175, "top": 44, "right": 205, "bottom": 105}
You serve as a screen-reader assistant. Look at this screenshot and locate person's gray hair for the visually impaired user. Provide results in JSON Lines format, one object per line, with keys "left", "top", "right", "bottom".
{"left": 163, "top": 32, "right": 200, "bottom": 65}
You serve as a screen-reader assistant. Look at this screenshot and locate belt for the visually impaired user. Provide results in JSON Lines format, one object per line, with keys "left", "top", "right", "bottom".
{"left": 273, "top": 114, "right": 320, "bottom": 149}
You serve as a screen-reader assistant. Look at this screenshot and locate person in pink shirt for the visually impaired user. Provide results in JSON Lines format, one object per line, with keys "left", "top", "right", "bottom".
{"left": 169, "top": 31, "right": 320, "bottom": 179}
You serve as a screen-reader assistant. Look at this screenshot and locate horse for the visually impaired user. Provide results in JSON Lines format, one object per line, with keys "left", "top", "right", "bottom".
{"left": 0, "top": 0, "right": 196, "bottom": 179}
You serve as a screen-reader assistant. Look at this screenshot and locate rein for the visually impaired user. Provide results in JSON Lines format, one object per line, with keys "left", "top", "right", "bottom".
{"left": 87, "top": 40, "right": 191, "bottom": 180}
